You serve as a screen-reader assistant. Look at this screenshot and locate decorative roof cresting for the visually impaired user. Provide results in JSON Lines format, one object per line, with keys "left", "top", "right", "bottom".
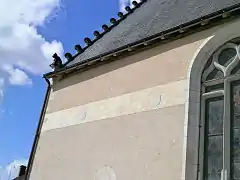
{"left": 50, "top": 0, "right": 148, "bottom": 71}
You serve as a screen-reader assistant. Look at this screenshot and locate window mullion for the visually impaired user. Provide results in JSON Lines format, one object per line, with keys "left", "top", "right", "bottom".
{"left": 223, "top": 78, "right": 231, "bottom": 180}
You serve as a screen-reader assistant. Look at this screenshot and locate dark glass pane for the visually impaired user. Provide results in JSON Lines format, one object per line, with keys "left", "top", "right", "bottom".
{"left": 231, "top": 81, "right": 240, "bottom": 180}
{"left": 218, "top": 48, "right": 236, "bottom": 67}
{"left": 233, "top": 163, "right": 240, "bottom": 180}
{"left": 231, "top": 62, "right": 240, "bottom": 75}
{"left": 205, "top": 83, "right": 224, "bottom": 93}
{"left": 204, "top": 135, "right": 223, "bottom": 180}
{"left": 206, "top": 69, "right": 223, "bottom": 81}
{"left": 206, "top": 99, "right": 224, "bottom": 135}
{"left": 233, "top": 129, "right": 240, "bottom": 163}
{"left": 233, "top": 83, "right": 240, "bottom": 129}
{"left": 202, "top": 56, "right": 223, "bottom": 82}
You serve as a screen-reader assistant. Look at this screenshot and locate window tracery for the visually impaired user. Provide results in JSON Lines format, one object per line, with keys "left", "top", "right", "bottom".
{"left": 201, "top": 41, "right": 240, "bottom": 180}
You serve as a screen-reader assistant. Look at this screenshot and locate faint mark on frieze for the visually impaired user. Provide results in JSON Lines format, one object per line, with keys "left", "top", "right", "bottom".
{"left": 151, "top": 93, "right": 162, "bottom": 109}
{"left": 94, "top": 166, "right": 116, "bottom": 180}
{"left": 155, "top": 94, "right": 162, "bottom": 107}
{"left": 78, "top": 106, "right": 87, "bottom": 122}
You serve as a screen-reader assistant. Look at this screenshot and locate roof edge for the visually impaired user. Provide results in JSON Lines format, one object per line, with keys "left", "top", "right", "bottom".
{"left": 62, "top": 0, "right": 147, "bottom": 66}
{"left": 44, "top": 2, "right": 240, "bottom": 79}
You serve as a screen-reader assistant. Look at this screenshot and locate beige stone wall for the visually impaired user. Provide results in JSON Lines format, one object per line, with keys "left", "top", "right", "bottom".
{"left": 29, "top": 19, "right": 240, "bottom": 180}
{"left": 30, "top": 105, "right": 184, "bottom": 180}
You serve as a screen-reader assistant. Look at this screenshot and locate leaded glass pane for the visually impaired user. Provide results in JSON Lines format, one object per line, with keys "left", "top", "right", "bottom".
{"left": 202, "top": 56, "right": 224, "bottom": 82}
{"left": 231, "top": 82, "right": 240, "bottom": 179}
{"left": 204, "top": 135, "right": 223, "bottom": 180}
{"left": 206, "top": 69, "right": 223, "bottom": 81}
{"left": 218, "top": 48, "right": 236, "bottom": 67}
{"left": 204, "top": 98, "right": 224, "bottom": 180}
{"left": 233, "top": 83, "right": 240, "bottom": 129}
{"left": 233, "top": 129, "right": 240, "bottom": 163}
{"left": 232, "top": 163, "right": 240, "bottom": 180}
{"left": 231, "top": 62, "right": 240, "bottom": 75}
{"left": 206, "top": 99, "right": 224, "bottom": 135}
{"left": 205, "top": 83, "right": 224, "bottom": 93}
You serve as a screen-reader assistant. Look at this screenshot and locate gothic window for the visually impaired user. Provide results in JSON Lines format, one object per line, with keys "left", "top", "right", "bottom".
{"left": 200, "top": 42, "right": 240, "bottom": 180}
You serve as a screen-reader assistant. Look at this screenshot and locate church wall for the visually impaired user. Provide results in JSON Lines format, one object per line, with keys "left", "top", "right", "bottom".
{"left": 29, "top": 19, "right": 240, "bottom": 180}
{"left": 30, "top": 105, "right": 184, "bottom": 180}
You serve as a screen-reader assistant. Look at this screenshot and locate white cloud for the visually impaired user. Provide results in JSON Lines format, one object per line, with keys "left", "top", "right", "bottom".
{"left": 0, "top": 78, "right": 4, "bottom": 102}
{"left": 119, "top": 0, "right": 142, "bottom": 12}
{"left": 0, "top": 159, "right": 28, "bottom": 180}
{"left": 0, "top": 0, "right": 64, "bottom": 99}
{"left": 119, "top": 0, "right": 129, "bottom": 13}
{"left": 9, "top": 68, "right": 32, "bottom": 86}
{"left": 3, "top": 65, "right": 32, "bottom": 86}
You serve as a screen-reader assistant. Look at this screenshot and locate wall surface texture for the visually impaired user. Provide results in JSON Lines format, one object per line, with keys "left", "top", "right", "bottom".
{"left": 29, "top": 19, "right": 240, "bottom": 180}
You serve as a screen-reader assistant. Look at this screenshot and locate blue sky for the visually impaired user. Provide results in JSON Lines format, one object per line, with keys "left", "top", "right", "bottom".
{"left": 0, "top": 0, "right": 135, "bottom": 179}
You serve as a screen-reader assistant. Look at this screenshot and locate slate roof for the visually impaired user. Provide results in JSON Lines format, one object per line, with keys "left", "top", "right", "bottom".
{"left": 65, "top": 0, "right": 240, "bottom": 68}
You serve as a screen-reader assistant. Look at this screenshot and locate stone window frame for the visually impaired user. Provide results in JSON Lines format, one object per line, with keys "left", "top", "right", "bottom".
{"left": 200, "top": 41, "right": 240, "bottom": 180}
{"left": 183, "top": 19, "right": 240, "bottom": 180}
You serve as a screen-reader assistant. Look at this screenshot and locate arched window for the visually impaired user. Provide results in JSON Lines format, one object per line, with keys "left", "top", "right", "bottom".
{"left": 200, "top": 41, "right": 240, "bottom": 180}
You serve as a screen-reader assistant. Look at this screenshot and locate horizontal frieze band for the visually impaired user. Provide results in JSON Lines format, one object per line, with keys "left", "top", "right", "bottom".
{"left": 42, "top": 79, "right": 187, "bottom": 132}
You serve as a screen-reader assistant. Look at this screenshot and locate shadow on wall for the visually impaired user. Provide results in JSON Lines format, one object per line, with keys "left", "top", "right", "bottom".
{"left": 52, "top": 26, "right": 215, "bottom": 92}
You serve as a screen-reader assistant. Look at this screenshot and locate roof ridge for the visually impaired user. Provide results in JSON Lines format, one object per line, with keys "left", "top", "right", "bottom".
{"left": 62, "top": 0, "right": 148, "bottom": 66}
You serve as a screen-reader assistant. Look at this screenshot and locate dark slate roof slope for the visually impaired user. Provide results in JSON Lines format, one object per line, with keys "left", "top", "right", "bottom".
{"left": 67, "top": 0, "right": 240, "bottom": 67}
